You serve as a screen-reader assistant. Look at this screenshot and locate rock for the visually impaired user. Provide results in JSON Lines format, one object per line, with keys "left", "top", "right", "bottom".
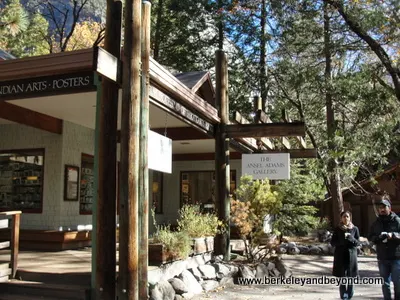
{"left": 168, "top": 278, "right": 188, "bottom": 295}
{"left": 212, "top": 263, "right": 230, "bottom": 279}
{"left": 297, "top": 246, "right": 310, "bottom": 254}
{"left": 273, "top": 257, "right": 292, "bottom": 278}
{"left": 319, "top": 244, "right": 331, "bottom": 255}
{"left": 188, "top": 267, "right": 203, "bottom": 281}
{"left": 150, "top": 280, "right": 176, "bottom": 300}
{"left": 269, "top": 268, "right": 281, "bottom": 277}
{"left": 317, "top": 229, "right": 332, "bottom": 243}
{"left": 198, "top": 265, "right": 217, "bottom": 280}
{"left": 226, "top": 264, "right": 239, "bottom": 276}
{"left": 287, "top": 242, "right": 297, "bottom": 248}
{"left": 240, "top": 265, "right": 255, "bottom": 278}
{"left": 201, "top": 280, "right": 220, "bottom": 291}
{"left": 288, "top": 247, "right": 300, "bottom": 255}
{"left": 309, "top": 246, "right": 322, "bottom": 255}
{"left": 219, "top": 276, "right": 234, "bottom": 287}
{"left": 178, "top": 270, "right": 203, "bottom": 295}
{"left": 175, "top": 295, "right": 183, "bottom": 300}
{"left": 265, "top": 262, "right": 275, "bottom": 270}
{"left": 255, "top": 263, "right": 269, "bottom": 278}
{"left": 181, "top": 292, "right": 195, "bottom": 299}
{"left": 277, "top": 246, "right": 287, "bottom": 254}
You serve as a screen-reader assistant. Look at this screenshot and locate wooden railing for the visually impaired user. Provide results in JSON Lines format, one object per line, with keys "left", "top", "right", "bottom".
{"left": 0, "top": 211, "right": 21, "bottom": 279}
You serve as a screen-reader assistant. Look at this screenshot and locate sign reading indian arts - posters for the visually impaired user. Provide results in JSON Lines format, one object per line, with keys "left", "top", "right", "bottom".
{"left": 241, "top": 153, "right": 290, "bottom": 180}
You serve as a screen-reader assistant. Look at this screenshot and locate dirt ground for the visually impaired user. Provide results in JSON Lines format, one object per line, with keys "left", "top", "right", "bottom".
{"left": 192, "top": 254, "right": 386, "bottom": 300}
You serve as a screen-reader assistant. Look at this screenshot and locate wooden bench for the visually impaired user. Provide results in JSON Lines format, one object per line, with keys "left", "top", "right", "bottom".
{"left": 0, "top": 211, "right": 21, "bottom": 281}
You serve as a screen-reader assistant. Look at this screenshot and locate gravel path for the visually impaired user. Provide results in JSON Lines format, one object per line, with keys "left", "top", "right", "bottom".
{"left": 192, "top": 255, "right": 385, "bottom": 300}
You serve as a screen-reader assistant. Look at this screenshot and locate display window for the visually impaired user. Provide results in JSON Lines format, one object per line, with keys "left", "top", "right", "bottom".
{"left": 180, "top": 170, "right": 236, "bottom": 207}
{"left": 152, "top": 171, "right": 163, "bottom": 214}
{"left": 0, "top": 149, "right": 45, "bottom": 213}
{"left": 80, "top": 153, "right": 94, "bottom": 214}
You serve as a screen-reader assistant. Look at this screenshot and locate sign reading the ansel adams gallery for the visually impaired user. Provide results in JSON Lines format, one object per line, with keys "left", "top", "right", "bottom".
{"left": 0, "top": 72, "right": 95, "bottom": 100}
{"left": 241, "top": 153, "right": 290, "bottom": 180}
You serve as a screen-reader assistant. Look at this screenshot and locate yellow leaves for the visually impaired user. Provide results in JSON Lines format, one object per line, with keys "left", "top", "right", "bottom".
{"left": 64, "top": 20, "right": 104, "bottom": 51}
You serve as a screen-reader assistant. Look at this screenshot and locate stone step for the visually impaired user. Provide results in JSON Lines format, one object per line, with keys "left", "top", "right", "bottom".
{"left": 0, "top": 280, "right": 89, "bottom": 300}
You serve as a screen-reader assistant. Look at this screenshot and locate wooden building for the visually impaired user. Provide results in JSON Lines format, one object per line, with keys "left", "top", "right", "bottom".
{"left": 321, "top": 163, "right": 400, "bottom": 236}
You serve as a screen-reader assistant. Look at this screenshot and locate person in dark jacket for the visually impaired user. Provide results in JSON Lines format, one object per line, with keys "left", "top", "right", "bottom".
{"left": 369, "top": 196, "right": 400, "bottom": 300}
{"left": 331, "top": 210, "right": 360, "bottom": 300}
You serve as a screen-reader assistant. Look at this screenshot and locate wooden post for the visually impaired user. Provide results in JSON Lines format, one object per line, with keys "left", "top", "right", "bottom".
{"left": 119, "top": 0, "right": 141, "bottom": 299}
{"left": 214, "top": 50, "right": 230, "bottom": 260}
{"left": 10, "top": 212, "right": 20, "bottom": 279}
{"left": 94, "top": 1, "right": 122, "bottom": 299}
{"left": 139, "top": 2, "right": 151, "bottom": 299}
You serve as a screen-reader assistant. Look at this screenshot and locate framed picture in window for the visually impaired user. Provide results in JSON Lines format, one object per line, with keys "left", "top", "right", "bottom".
{"left": 64, "top": 165, "right": 79, "bottom": 201}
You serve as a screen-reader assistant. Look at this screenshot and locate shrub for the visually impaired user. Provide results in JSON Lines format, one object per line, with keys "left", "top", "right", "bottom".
{"left": 231, "top": 175, "right": 282, "bottom": 261}
{"left": 152, "top": 225, "right": 192, "bottom": 258}
{"left": 177, "top": 204, "right": 220, "bottom": 238}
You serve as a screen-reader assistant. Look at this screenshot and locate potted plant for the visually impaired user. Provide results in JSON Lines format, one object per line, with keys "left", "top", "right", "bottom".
{"left": 177, "top": 204, "right": 220, "bottom": 254}
{"left": 149, "top": 209, "right": 191, "bottom": 264}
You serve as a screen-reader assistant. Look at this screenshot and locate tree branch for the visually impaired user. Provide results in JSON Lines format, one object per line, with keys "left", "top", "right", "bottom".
{"left": 324, "top": 0, "right": 400, "bottom": 102}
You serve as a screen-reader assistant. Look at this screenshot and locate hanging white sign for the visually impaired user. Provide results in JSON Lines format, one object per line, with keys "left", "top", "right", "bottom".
{"left": 242, "top": 153, "right": 290, "bottom": 180}
{"left": 148, "top": 130, "right": 172, "bottom": 173}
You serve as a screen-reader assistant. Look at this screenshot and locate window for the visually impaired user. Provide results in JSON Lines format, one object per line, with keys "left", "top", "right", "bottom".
{"left": 80, "top": 154, "right": 94, "bottom": 214}
{"left": 180, "top": 170, "right": 236, "bottom": 207}
{"left": 152, "top": 171, "right": 163, "bottom": 214}
{"left": 0, "top": 149, "right": 45, "bottom": 213}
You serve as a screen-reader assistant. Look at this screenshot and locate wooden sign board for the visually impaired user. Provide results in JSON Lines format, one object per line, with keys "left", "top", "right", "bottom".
{"left": 93, "top": 47, "right": 120, "bottom": 84}
{"left": 148, "top": 130, "right": 172, "bottom": 174}
{"left": 242, "top": 153, "right": 290, "bottom": 180}
{"left": 0, "top": 72, "right": 95, "bottom": 100}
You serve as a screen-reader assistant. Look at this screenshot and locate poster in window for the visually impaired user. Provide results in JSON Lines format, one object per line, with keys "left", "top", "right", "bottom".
{"left": 64, "top": 165, "right": 79, "bottom": 201}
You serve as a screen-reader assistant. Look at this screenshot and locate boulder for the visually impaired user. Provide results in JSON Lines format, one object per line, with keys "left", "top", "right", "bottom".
{"left": 150, "top": 280, "right": 176, "bottom": 300}
{"left": 168, "top": 278, "right": 188, "bottom": 295}
{"left": 198, "top": 265, "right": 217, "bottom": 280}
{"left": 178, "top": 270, "right": 203, "bottom": 294}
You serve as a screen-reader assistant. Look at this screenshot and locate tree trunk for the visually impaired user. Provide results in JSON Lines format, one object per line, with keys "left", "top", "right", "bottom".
{"left": 324, "top": 1, "right": 343, "bottom": 226}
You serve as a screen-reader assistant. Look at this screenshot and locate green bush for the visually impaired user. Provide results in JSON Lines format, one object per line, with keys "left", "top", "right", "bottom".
{"left": 152, "top": 225, "right": 192, "bottom": 258}
{"left": 177, "top": 204, "right": 220, "bottom": 238}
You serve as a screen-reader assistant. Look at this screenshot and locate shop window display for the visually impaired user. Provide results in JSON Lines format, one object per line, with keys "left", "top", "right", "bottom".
{"left": 180, "top": 170, "right": 236, "bottom": 209}
{"left": 80, "top": 154, "right": 94, "bottom": 214}
{"left": 0, "top": 149, "right": 44, "bottom": 213}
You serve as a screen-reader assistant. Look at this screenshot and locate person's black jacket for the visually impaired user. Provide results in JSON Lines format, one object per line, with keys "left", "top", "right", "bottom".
{"left": 369, "top": 212, "right": 400, "bottom": 260}
{"left": 331, "top": 225, "right": 359, "bottom": 277}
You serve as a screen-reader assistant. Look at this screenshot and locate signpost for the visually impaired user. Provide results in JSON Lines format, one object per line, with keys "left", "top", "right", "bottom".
{"left": 242, "top": 153, "right": 290, "bottom": 180}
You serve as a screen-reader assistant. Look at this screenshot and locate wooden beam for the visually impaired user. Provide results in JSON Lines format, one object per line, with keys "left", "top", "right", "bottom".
{"left": 281, "top": 109, "right": 306, "bottom": 148}
{"left": 254, "top": 110, "right": 291, "bottom": 149}
{"left": 0, "top": 49, "right": 94, "bottom": 81}
{"left": 94, "top": 1, "right": 122, "bottom": 299}
{"left": 173, "top": 152, "right": 242, "bottom": 161}
{"left": 233, "top": 111, "right": 274, "bottom": 150}
{"left": 151, "top": 127, "right": 211, "bottom": 140}
{"left": 139, "top": 3, "right": 151, "bottom": 299}
{"left": 0, "top": 101, "right": 63, "bottom": 134}
{"left": 226, "top": 122, "right": 305, "bottom": 138}
{"left": 259, "top": 148, "right": 317, "bottom": 159}
{"left": 150, "top": 59, "right": 220, "bottom": 124}
{"left": 214, "top": 49, "right": 230, "bottom": 260}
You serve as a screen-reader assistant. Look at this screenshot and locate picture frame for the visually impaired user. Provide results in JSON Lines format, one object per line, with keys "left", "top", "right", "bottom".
{"left": 64, "top": 165, "right": 79, "bottom": 201}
